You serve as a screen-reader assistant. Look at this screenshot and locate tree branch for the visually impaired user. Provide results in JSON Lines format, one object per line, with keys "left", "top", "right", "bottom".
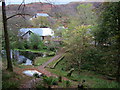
{"left": 18, "top": 0, "right": 25, "bottom": 10}
{"left": 6, "top": 13, "right": 31, "bottom": 20}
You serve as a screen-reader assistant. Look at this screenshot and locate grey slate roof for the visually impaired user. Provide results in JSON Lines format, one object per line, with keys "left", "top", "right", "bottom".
{"left": 20, "top": 28, "right": 54, "bottom": 36}
{"left": 33, "top": 13, "right": 49, "bottom": 17}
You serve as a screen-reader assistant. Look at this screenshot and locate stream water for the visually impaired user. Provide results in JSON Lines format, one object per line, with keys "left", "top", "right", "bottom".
{"left": 16, "top": 50, "right": 44, "bottom": 65}
{"left": 17, "top": 55, "right": 33, "bottom": 65}
{"left": 1, "top": 50, "right": 45, "bottom": 65}
{"left": 23, "top": 70, "right": 42, "bottom": 77}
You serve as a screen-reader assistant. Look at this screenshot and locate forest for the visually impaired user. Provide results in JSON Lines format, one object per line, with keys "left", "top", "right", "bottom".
{"left": 0, "top": 1, "right": 120, "bottom": 89}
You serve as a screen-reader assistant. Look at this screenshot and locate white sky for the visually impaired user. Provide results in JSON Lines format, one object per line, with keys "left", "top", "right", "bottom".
{"left": 0, "top": 0, "right": 119, "bottom": 5}
{"left": 5, "top": 0, "right": 85, "bottom": 5}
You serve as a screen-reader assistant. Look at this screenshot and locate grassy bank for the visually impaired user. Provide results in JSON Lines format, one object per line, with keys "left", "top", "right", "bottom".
{"left": 34, "top": 56, "right": 54, "bottom": 66}
{"left": 14, "top": 49, "right": 49, "bottom": 53}
{"left": 46, "top": 59, "right": 119, "bottom": 88}
{"left": 2, "top": 69, "right": 33, "bottom": 89}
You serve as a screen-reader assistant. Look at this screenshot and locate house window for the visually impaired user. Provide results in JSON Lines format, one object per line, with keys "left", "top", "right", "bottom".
{"left": 51, "top": 31, "right": 54, "bottom": 34}
{"left": 42, "top": 36, "right": 44, "bottom": 40}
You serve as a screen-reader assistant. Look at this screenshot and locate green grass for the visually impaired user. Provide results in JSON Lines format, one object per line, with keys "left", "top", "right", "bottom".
{"left": 14, "top": 49, "right": 48, "bottom": 53}
{"left": 68, "top": 73, "right": 119, "bottom": 88}
{"left": 57, "top": 80, "right": 74, "bottom": 88}
{"left": 46, "top": 59, "right": 119, "bottom": 88}
{"left": 47, "top": 58, "right": 68, "bottom": 76}
{"left": 47, "top": 67, "right": 68, "bottom": 77}
{"left": 2, "top": 81, "right": 19, "bottom": 89}
{"left": 36, "top": 76, "right": 74, "bottom": 88}
{"left": 17, "top": 65, "right": 35, "bottom": 69}
{"left": 34, "top": 56, "right": 54, "bottom": 66}
{"left": 48, "top": 54, "right": 65, "bottom": 68}
{"left": 2, "top": 70, "right": 20, "bottom": 89}
{"left": 48, "top": 59, "right": 57, "bottom": 68}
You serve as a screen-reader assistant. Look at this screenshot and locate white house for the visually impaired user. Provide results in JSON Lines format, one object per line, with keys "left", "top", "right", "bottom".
{"left": 30, "top": 13, "right": 49, "bottom": 20}
{"left": 19, "top": 28, "right": 54, "bottom": 41}
{"left": 34, "top": 13, "right": 49, "bottom": 17}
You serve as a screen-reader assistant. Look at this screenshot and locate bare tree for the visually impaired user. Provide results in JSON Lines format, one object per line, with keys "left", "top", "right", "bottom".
{"left": 2, "top": 0, "right": 31, "bottom": 71}
{"left": 2, "top": 0, "right": 13, "bottom": 71}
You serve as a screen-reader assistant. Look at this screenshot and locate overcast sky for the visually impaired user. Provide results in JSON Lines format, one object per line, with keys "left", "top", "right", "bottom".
{"left": 0, "top": 0, "right": 119, "bottom": 5}
{"left": 5, "top": 0, "right": 85, "bottom": 5}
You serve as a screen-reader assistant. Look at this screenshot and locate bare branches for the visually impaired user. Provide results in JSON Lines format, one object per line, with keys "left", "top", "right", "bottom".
{"left": 6, "top": 13, "right": 31, "bottom": 20}
{"left": 16, "top": 0, "right": 28, "bottom": 20}
{"left": 18, "top": 0, "right": 25, "bottom": 10}
{"left": 1, "top": 0, "right": 5, "bottom": 2}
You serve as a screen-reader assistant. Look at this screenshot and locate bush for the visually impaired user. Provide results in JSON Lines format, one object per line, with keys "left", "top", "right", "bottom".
{"left": 65, "top": 80, "right": 71, "bottom": 87}
{"left": 47, "top": 52, "right": 55, "bottom": 56}
{"left": 29, "top": 34, "right": 45, "bottom": 50}
{"left": 11, "top": 41, "right": 25, "bottom": 49}
{"left": 23, "top": 40, "right": 30, "bottom": 49}
{"left": 42, "top": 76, "right": 58, "bottom": 86}
{"left": 47, "top": 41, "right": 57, "bottom": 51}
{"left": 33, "top": 73, "right": 41, "bottom": 78}
{"left": 81, "top": 47, "right": 117, "bottom": 76}
{"left": 81, "top": 47, "right": 104, "bottom": 71}
{"left": 47, "top": 46, "right": 56, "bottom": 51}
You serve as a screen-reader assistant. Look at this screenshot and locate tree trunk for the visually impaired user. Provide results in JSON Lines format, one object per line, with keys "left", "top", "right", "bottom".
{"left": 116, "top": 2, "right": 120, "bottom": 83}
{"left": 2, "top": 1, "right": 13, "bottom": 71}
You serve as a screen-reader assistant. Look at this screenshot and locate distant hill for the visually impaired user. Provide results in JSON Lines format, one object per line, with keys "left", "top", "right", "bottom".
{"left": 5, "top": 2, "right": 102, "bottom": 18}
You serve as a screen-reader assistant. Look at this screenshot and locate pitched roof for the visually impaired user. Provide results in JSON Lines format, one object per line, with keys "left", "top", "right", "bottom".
{"left": 20, "top": 28, "right": 54, "bottom": 36}
{"left": 34, "top": 13, "right": 49, "bottom": 17}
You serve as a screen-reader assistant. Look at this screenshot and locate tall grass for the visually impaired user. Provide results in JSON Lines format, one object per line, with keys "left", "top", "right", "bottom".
{"left": 2, "top": 81, "right": 19, "bottom": 89}
{"left": 2, "top": 70, "right": 20, "bottom": 89}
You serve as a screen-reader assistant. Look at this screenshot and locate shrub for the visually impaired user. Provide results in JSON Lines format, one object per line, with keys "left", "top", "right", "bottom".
{"left": 47, "top": 52, "right": 55, "bottom": 56}
{"left": 81, "top": 47, "right": 117, "bottom": 76}
{"left": 81, "top": 47, "right": 104, "bottom": 70}
{"left": 33, "top": 73, "right": 41, "bottom": 78}
{"left": 29, "top": 34, "right": 45, "bottom": 50}
{"left": 42, "top": 76, "right": 58, "bottom": 86}
{"left": 23, "top": 40, "right": 30, "bottom": 49}
{"left": 47, "top": 41, "right": 57, "bottom": 51}
{"left": 11, "top": 41, "right": 25, "bottom": 49}
{"left": 65, "top": 80, "right": 71, "bottom": 87}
